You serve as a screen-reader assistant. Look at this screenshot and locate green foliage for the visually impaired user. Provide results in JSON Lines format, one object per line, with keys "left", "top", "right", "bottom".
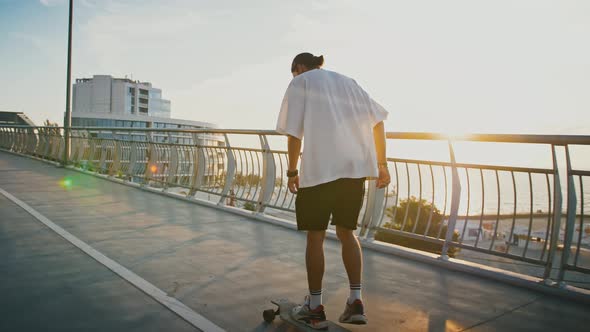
{"left": 375, "top": 196, "right": 460, "bottom": 257}
{"left": 243, "top": 201, "right": 257, "bottom": 211}
{"left": 234, "top": 173, "right": 261, "bottom": 187}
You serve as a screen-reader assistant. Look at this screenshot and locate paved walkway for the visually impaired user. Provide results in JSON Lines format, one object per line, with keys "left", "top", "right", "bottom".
{"left": 1, "top": 151, "right": 588, "bottom": 332}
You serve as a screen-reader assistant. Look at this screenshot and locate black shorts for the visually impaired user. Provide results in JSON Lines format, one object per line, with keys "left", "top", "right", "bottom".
{"left": 295, "top": 177, "right": 366, "bottom": 231}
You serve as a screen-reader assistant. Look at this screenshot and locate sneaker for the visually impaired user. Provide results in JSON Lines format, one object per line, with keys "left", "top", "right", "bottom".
{"left": 338, "top": 299, "right": 368, "bottom": 325}
{"left": 291, "top": 296, "right": 329, "bottom": 330}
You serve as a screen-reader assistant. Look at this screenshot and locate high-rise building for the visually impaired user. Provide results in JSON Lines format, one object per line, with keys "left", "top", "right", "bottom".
{"left": 71, "top": 75, "right": 219, "bottom": 144}
{"left": 73, "top": 74, "right": 170, "bottom": 117}
{"left": 71, "top": 75, "right": 224, "bottom": 185}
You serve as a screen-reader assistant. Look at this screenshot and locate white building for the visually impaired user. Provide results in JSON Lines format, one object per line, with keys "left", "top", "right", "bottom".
{"left": 71, "top": 75, "right": 224, "bottom": 184}
{"left": 73, "top": 75, "right": 171, "bottom": 118}
{"left": 72, "top": 74, "right": 220, "bottom": 142}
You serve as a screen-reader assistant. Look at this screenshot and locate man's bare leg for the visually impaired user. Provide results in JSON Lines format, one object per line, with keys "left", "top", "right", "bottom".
{"left": 336, "top": 226, "right": 367, "bottom": 324}
{"left": 336, "top": 226, "right": 362, "bottom": 289}
{"left": 306, "top": 230, "right": 326, "bottom": 290}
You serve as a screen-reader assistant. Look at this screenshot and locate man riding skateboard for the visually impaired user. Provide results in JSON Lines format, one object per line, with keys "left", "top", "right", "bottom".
{"left": 276, "top": 52, "right": 390, "bottom": 329}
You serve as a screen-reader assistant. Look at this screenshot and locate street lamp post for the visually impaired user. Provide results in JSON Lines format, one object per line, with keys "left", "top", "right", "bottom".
{"left": 62, "top": 0, "right": 73, "bottom": 166}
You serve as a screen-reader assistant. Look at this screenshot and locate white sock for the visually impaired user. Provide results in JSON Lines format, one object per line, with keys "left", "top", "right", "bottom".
{"left": 309, "top": 290, "right": 322, "bottom": 309}
{"left": 348, "top": 284, "right": 362, "bottom": 304}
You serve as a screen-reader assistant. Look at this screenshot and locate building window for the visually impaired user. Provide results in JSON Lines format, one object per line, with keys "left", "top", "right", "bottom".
{"left": 139, "top": 89, "right": 149, "bottom": 96}
{"left": 139, "top": 107, "right": 148, "bottom": 114}
{"left": 139, "top": 97, "right": 148, "bottom": 104}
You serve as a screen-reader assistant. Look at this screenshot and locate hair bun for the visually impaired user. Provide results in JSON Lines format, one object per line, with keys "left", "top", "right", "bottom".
{"left": 316, "top": 55, "right": 325, "bottom": 66}
{"left": 291, "top": 52, "right": 324, "bottom": 71}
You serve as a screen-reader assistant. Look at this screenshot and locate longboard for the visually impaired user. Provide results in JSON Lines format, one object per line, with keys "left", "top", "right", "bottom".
{"left": 263, "top": 298, "right": 351, "bottom": 332}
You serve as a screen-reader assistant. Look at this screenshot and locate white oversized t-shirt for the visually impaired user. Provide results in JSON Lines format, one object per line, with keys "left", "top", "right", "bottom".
{"left": 276, "top": 69, "right": 389, "bottom": 188}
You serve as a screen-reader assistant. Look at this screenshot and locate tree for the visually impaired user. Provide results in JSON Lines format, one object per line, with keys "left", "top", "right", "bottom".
{"left": 375, "top": 196, "right": 460, "bottom": 257}
{"left": 40, "top": 119, "right": 60, "bottom": 136}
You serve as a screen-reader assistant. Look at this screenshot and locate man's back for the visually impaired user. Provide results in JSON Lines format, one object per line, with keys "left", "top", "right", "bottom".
{"left": 277, "top": 68, "right": 388, "bottom": 188}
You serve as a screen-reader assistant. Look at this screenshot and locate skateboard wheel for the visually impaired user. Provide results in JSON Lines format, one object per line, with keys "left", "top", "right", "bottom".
{"left": 263, "top": 309, "right": 276, "bottom": 323}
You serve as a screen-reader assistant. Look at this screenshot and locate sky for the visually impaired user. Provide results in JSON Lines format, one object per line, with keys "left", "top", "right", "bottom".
{"left": 0, "top": 0, "right": 589, "bottom": 138}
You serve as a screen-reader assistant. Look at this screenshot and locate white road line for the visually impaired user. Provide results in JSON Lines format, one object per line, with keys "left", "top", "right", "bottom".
{"left": 0, "top": 187, "right": 225, "bottom": 332}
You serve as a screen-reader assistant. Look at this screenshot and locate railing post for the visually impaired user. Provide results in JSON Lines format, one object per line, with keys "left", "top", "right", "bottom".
{"left": 41, "top": 130, "right": 49, "bottom": 159}
{"left": 12, "top": 128, "right": 18, "bottom": 152}
{"left": 557, "top": 145, "right": 577, "bottom": 285}
{"left": 188, "top": 133, "right": 205, "bottom": 197}
{"left": 166, "top": 143, "right": 179, "bottom": 190}
{"left": 367, "top": 185, "right": 387, "bottom": 239}
{"left": 110, "top": 134, "right": 121, "bottom": 177}
{"left": 31, "top": 127, "right": 38, "bottom": 155}
{"left": 25, "top": 127, "right": 34, "bottom": 154}
{"left": 359, "top": 180, "right": 377, "bottom": 238}
{"left": 440, "top": 140, "right": 461, "bottom": 260}
{"left": 360, "top": 178, "right": 387, "bottom": 239}
{"left": 256, "top": 134, "right": 276, "bottom": 213}
{"left": 87, "top": 133, "right": 97, "bottom": 171}
{"left": 128, "top": 140, "right": 138, "bottom": 180}
{"left": 0, "top": 128, "right": 5, "bottom": 149}
{"left": 57, "top": 128, "right": 65, "bottom": 162}
{"left": 21, "top": 128, "right": 27, "bottom": 153}
{"left": 48, "top": 130, "right": 55, "bottom": 159}
{"left": 142, "top": 132, "right": 154, "bottom": 185}
{"left": 217, "top": 134, "right": 236, "bottom": 205}
{"left": 14, "top": 128, "right": 22, "bottom": 153}
{"left": 73, "top": 130, "right": 86, "bottom": 164}
{"left": 544, "top": 144, "right": 563, "bottom": 281}
{"left": 84, "top": 129, "right": 93, "bottom": 165}
{"left": 99, "top": 133, "right": 108, "bottom": 173}
{"left": 17, "top": 128, "right": 23, "bottom": 152}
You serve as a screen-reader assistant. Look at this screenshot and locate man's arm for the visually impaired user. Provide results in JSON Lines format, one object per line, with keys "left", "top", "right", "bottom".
{"left": 373, "top": 121, "right": 390, "bottom": 188}
{"left": 288, "top": 135, "right": 302, "bottom": 171}
{"left": 373, "top": 121, "right": 387, "bottom": 165}
{"left": 287, "top": 135, "right": 302, "bottom": 193}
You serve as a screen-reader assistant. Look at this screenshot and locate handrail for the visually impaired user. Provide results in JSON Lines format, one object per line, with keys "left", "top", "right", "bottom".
{"left": 386, "top": 132, "right": 590, "bottom": 145}
{"left": 3, "top": 125, "right": 590, "bottom": 145}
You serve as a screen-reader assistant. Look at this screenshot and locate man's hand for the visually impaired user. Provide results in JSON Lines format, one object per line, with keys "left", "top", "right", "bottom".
{"left": 373, "top": 122, "right": 389, "bottom": 189}
{"left": 288, "top": 175, "right": 299, "bottom": 194}
{"left": 376, "top": 167, "right": 390, "bottom": 189}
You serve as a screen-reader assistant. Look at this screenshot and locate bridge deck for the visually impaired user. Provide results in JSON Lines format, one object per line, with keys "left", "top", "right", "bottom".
{"left": 1, "top": 151, "right": 588, "bottom": 332}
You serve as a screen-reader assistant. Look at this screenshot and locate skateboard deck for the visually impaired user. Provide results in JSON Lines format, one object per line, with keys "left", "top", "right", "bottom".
{"left": 263, "top": 298, "right": 351, "bottom": 332}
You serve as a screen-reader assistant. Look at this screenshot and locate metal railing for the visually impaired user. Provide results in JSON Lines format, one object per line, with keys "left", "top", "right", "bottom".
{"left": 1, "top": 125, "right": 589, "bottom": 289}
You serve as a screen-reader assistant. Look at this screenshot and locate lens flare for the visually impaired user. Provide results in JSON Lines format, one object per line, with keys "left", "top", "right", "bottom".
{"left": 60, "top": 177, "right": 73, "bottom": 190}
